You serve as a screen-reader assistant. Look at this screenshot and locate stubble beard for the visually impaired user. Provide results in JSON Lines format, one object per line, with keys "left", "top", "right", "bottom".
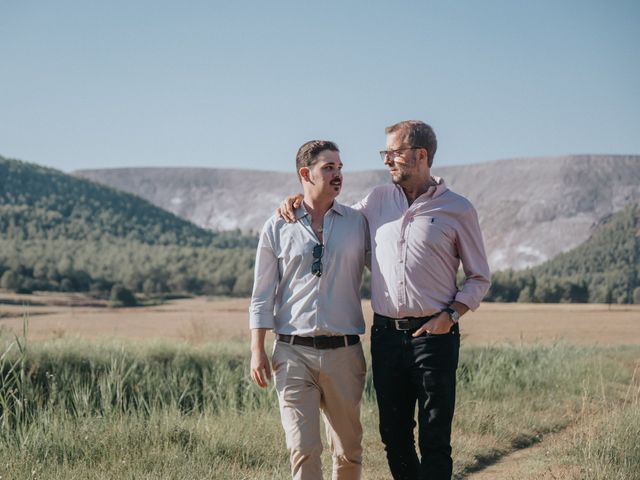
{"left": 389, "top": 152, "right": 417, "bottom": 185}
{"left": 390, "top": 169, "right": 410, "bottom": 184}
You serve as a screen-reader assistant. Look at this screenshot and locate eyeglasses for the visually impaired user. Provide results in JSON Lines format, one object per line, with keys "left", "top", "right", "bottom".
{"left": 379, "top": 147, "right": 423, "bottom": 161}
{"left": 311, "top": 243, "right": 324, "bottom": 277}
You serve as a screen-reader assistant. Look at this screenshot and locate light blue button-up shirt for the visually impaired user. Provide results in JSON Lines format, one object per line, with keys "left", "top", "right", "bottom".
{"left": 249, "top": 201, "right": 369, "bottom": 336}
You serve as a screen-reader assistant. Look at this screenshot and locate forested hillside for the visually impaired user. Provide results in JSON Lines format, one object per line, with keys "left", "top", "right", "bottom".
{"left": 0, "top": 156, "right": 257, "bottom": 298}
{"left": 0, "top": 157, "right": 257, "bottom": 247}
{"left": 486, "top": 205, "right": 640, "bottom": 303}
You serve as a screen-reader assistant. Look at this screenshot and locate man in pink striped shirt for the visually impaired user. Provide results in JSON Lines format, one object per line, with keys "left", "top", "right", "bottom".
{"left": 281, "top": 120, "right": 491, "bottom": 479}
{"left": 359, "top": 120, "right": 490, "bottom": 480}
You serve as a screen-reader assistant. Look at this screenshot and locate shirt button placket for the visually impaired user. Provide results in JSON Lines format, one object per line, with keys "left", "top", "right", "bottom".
{"left": 397, "top": 220, "right": 409, "bottom": 307}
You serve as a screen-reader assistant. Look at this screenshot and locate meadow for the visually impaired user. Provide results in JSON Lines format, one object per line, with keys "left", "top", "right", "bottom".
{"left": 0, "top": 295, "right": 639, "bottom": 479}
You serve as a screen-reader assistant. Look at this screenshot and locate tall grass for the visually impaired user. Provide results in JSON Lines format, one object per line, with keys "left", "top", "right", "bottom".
{"left": 1, "top": 323, "right": 638, "bottom": 479}
{"left": 567, "top": 366, "right": 640, "bottom": 480}
{"left": 1, "top": 336, "right": 274, "bottom": 428}
{"left": 0, "top": 318, "right": 30, "bottom": 442}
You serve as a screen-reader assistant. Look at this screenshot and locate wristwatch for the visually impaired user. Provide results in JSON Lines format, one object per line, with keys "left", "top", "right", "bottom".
{"left": 442, "top": 307, "right": 460, "bottom": 324}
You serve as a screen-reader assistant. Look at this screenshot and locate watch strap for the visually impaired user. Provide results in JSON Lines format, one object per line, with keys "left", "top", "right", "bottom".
{"left": 442, "top": 307, "right": 460, "bottom": 323}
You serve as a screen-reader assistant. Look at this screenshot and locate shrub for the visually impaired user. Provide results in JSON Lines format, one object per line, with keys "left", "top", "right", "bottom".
{"left": 109, "top": 284, "right": 138, "bottom": 307}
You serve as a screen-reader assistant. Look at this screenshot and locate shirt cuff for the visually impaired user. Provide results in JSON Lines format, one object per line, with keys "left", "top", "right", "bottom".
{"left": 249, "top": 313, "right": 276, "bottom": 330}
{"left": 454, "top": 292, "right": 481, "bottom": 312}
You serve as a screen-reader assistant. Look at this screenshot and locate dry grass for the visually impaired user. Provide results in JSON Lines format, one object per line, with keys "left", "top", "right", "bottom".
{"left": 1, "top": 290, "right": 639, "bottom": 345}
{"left": 1, "top": 295, "right": 638, "bottom": 479}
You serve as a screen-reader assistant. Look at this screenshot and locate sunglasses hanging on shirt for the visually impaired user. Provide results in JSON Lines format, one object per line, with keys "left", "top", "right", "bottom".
{"left": 312, "top": 243, "right": 324, "bottom": 277}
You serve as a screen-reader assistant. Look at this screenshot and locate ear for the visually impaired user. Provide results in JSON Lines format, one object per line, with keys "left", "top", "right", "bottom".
{"left": 417, "top": 148, "right": 429, "bottom": 166}
{"left": 299, "top": 167, "right": 310, "bottom": 182}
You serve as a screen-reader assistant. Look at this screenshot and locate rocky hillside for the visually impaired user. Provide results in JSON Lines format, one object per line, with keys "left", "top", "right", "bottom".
{"left": 486, "top": 204, "right": 639, "bottom": 303}
{"left": 76, "top": 155, "right": 640, "bottom": 270}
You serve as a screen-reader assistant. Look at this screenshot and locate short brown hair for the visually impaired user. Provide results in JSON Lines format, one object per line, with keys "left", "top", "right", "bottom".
{"left": 295, "top": 140, "right": 339, "bottom": 180}
{"left": 385, "top": 120, "right": 437, "bottom": 167}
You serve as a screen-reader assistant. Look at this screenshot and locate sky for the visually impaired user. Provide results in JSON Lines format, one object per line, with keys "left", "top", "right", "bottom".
{"left": 1, "top": 0, "right": 639, "bottom": 173}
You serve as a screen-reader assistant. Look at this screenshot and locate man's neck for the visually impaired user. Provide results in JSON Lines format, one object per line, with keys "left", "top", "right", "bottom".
{"left": 401, "top": 174, "right": 437, "bottom": 206}
{"left": 303, "top": 195, "right": 334, "bottom": 221}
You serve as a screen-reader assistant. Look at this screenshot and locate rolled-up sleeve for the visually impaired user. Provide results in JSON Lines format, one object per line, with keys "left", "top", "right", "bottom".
{"left": 249, "top": 223, "right": 278, "bottom": 329}
{"left": 454, "top": 205, "right": 491, "bottom": 311}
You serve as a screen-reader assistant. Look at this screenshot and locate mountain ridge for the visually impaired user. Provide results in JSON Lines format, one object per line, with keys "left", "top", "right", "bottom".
{"left": 75, "top": 154, "right": 640, "bottom": 271}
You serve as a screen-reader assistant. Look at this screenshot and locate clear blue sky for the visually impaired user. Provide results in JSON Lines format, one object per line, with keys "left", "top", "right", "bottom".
{"left": 1, "top": 0, "right": 638, "bottom": 173}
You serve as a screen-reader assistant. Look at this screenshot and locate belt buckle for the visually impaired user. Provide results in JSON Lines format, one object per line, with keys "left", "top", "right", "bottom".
{"left": 394, "top": 319, "right": 410, "bottom": 331}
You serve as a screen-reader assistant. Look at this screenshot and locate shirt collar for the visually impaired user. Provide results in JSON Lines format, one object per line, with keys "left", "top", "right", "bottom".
{"left": 394, "top": 176, "right": 448, "bottom": 200}
{"left": 330, "top": 201, "right": 346, "bottom": 216}
{"left": 294, "top": 200, "right": 345, "bottom": 220}
{"left": 428, "top": 176, "right": 448, "bottom": 198}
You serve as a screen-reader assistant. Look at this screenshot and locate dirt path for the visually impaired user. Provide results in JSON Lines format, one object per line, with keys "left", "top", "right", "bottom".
{"left": 463, "top": 425, "right": 580, "bottom": 480}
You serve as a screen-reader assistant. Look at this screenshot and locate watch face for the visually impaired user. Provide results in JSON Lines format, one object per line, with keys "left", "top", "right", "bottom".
{"left": 447, "top": 308, "right": 459, "bottom": 322}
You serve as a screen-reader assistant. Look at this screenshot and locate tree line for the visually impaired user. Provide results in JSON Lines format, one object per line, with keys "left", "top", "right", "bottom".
{"left": 0, "top": 237, "right": 256, "bottom": 298}
{"left": 483, "top": 204, "right": 639, "bottom": 304}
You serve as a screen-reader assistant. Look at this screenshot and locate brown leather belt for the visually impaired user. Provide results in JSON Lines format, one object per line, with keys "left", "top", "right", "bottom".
{"left": 276, "top": 334, "right": 360, "bottom": 349}
{"left": 373, "top": 312, "right": 438, "bottom": 331}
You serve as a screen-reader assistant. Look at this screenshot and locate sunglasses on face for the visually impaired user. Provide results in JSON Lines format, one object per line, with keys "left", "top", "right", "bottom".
{"left": 311, "top": 243, "right": 324, "bottom": 277}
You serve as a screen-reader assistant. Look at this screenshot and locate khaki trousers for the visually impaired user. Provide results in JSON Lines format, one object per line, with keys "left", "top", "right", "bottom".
{"left": 272, "top": 340, "right": 366, "bottom": 480}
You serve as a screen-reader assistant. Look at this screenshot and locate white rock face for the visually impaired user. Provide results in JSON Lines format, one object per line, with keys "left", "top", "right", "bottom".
{"left": 75, "top": 155, "right": 640, "bottom": 271}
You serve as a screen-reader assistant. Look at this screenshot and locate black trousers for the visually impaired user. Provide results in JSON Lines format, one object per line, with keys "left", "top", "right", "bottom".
{"left": 371, "top": 315, "right": 460, "bottom": 480}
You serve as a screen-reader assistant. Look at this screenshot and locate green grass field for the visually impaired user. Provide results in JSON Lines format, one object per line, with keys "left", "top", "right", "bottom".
{"left": 1, "top": 322, "right": 638, "bottom": 479}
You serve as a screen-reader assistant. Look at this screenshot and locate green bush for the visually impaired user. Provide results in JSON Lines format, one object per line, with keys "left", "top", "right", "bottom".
{"left": 109, "top": 284, "right": 138, "bottom": 307}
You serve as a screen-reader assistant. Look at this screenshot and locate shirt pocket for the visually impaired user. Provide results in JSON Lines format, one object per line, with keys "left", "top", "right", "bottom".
{"left": 410, "top": 216, "right": 454, "bottom": 259}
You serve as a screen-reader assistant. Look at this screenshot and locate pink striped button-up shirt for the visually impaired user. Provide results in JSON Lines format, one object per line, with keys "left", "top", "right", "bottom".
{"left": 353, "top": 177, "right": 490, "bottom": 318}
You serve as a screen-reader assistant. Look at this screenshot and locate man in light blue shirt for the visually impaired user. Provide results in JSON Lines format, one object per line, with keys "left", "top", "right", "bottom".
{"left": 249, "top": 140, "right": 369, "bottom": 480}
